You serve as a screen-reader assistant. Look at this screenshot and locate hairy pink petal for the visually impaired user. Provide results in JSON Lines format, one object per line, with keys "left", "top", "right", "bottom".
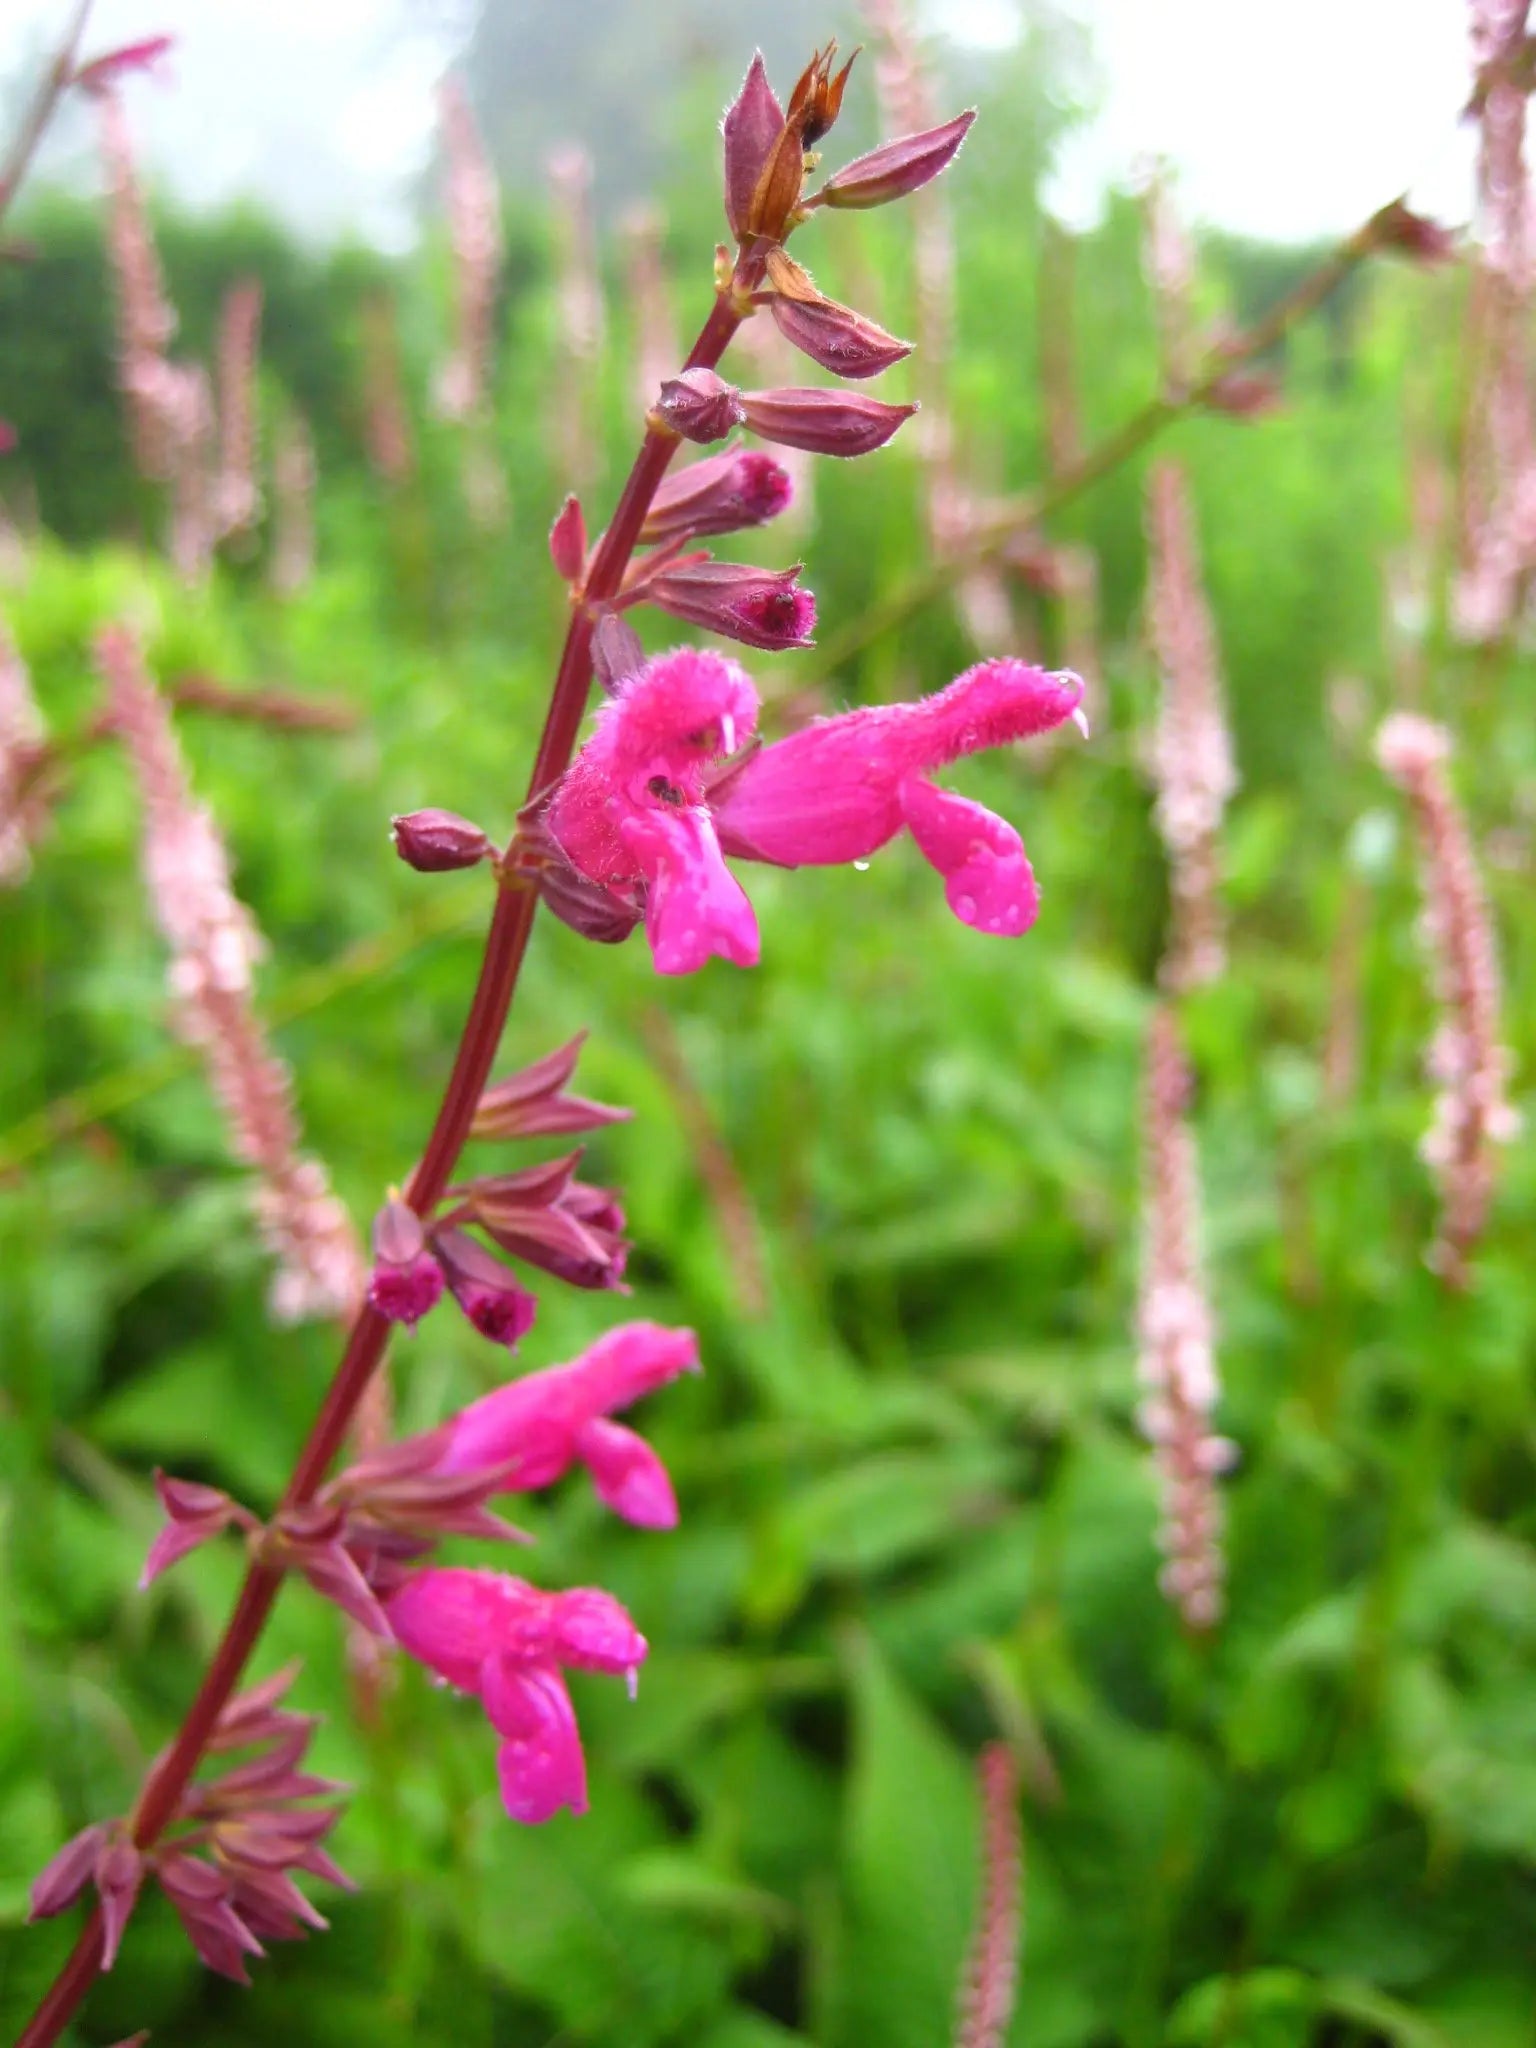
{"left": 619, "top": 806, "right": 760, "bottom": 975}
{"left": 897, "top": 777, "right": 1039, "bottom": 936}
{"left": 547, "top": 1587, "right": 649, "bottom": 1672}
{"left": 575, "top": 1417, "right": 679, "bottom": 1528}
{"left": 484, "top": 1662, "right": 588, "bottom": 1822}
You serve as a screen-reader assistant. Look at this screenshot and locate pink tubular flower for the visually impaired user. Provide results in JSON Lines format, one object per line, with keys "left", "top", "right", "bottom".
{"left": 545, "top": 650, "right": 1083, "bottom": 971}
{"left": 430, "top": 1319, "right": 699, "bottom": 1527}
{"left": 385, "top": 1568, "right": 647, "bottom": 1822}
{"left": 1137, "top": 1006, "right": 1233, "bottom": 1631}
{"left": 1376, "top": 712, "right": 1519, "bottom": 1283}
{"left": 713, "top": 657, "right": 1085, "bottom": 936}
{"left": 99, "top": 625, "right": 364, "bottom": 1322}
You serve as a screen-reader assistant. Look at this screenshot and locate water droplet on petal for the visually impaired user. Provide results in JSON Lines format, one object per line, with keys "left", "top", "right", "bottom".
{"left": 853, "top": 859, "right": 870, "bottom": 872}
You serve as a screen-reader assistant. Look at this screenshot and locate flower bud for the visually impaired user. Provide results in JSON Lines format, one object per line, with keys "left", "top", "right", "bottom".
{"left": 741, "top": 386, "right": 917, "bottom": 457}
{"left": 721, "top": 53, "right": 784, "bottom": 241}
{"left": 432, "top": 1227, "right": 539, "bottom": 1348}
{"left": 652, "top": 368, "right": 746, "bottom": 443}
{"left": 640, "top": 446, "right": 793, "bottom": 547}
{"left": 592, "top": 613, "right": 645, "bottom": 692}
{"left": 818, "top": 110, "right": 976, "bottom": 209}
{"left": 643, "top": 557, "right": 816, "bottom": 651}
{"left": 367, "top": 1197, "right": 445, "bottom": 1328}
{"left": 765, "top": 254, "right": 912, "bottom": 380}
{"left": 548, "top": 493, "right": 587, "bottom": 582}
{"left": 391, "top": 808, "right": 493, "bottom": 873}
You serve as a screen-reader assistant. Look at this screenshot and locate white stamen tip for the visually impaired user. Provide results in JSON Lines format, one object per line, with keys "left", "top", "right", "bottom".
{"left": 720, "top": 713, "right": 737, "bottom": 755}
{"left": 1070, "top": 705, "right": 1091, "bottom": 740}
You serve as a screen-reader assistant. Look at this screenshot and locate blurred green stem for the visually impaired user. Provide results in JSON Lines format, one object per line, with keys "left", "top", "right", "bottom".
{"left": 807, "top": 202, "right": 1397, "bottom": 682}
{"left": 16, "top": 243, "right": 759, "bottom": 2048}
{"left": 0, "top": 0, "right": 91, "bottom": 230}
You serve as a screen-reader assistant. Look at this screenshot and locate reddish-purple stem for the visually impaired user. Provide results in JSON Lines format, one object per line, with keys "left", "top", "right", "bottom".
{"left": 17, "top": 263, "right": 755, "bottom": 2048}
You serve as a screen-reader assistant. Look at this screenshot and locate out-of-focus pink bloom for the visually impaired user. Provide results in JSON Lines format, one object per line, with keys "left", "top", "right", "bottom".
{"left": 385, "top": 1567, "right": 647, "bottom": 1822}
{"left": 211, "top": 279, "right": 263, "bottom": 541}
{"left": 270, "top": 409, "right": 316, "bottom": 597}
{"left": 1144, "top": 462, "right": 1237, "bottom": 988}
{"left": 429, "top": 1319, "right": 700, "bottom": 1527}
{"left": 817, "top": 108, "right": 976, "bottom": 210}
{"left": 0, "top": 619, "right": 50, "bottom": 886}
{"left": 163, "top": 360, "right": 215, "bottom": 585}
{"left": 1137, "top": 1006, "right": 1234, "bottom": 1631}
{"left": 713, "top": 657, "right": 1085, "bottom": 936}
{"left": 72, "top": 35, "right": 175, "bottom": 95}
{"left": 97, "top": 89, "right": 178, "bottom": 480}
{"left": 636, "top": 556, "right": 816, "bottom": 651}
{"left": 640, "top": 447, "right": 793, "bottom": 547}
{"left": 953, "top": 1744, "right": 1021, "bottom": 2048}
{"left": 621, "top": 204, "right": 680, "bottom": 415}
{"left": 1377, "top": 712, "right": 1519, "bottom": 1283}
{"left": 0, "top": 419, "right": 15, "bottom": 454}
{"left": 99, "top": 625, "right": 364, "bottom": 1322}
{"left": 435, "top": 78, "right": 502, "bottom": 422}
{"left": 1139, "top": 159, "right": 1200, "bottom": 393}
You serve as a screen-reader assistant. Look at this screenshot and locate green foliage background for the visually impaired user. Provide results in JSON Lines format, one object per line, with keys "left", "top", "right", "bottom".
{"left": 1, "top": 25, "right": 1534, "bottom": 2048}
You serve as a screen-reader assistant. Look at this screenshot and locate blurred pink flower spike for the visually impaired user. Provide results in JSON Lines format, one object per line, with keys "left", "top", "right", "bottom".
{"left": 385, "top": 1568, "right": 647, "bottom": 1823}
{"left": 0, "top": 420, "right": 16, "bottom": 455}
{"left": 722, "top": 53, "right": 784, "bottom": 239}
{"left": 640, "top": 447, "right": 793, "bottom": 547}
{"left": 713, "top": 658, "right": 1086, "bottom": 933}
{"left": 432, "top": 1318, "right": 700, "bottom": 1527}
{"left": 638, "top": 557, "right": 816, "bottom": 650}
{"left": 740, "top": 386, "right": 917, "bottom": 457}
{"left": 72, "top": 35, "right": 176, "bottom": 96}
{"left": 366, "top": 1197, "right": 445, "bottom": 1328}
{"left": 817, "top": 109, "right": 976, "bottom": 209}
{"left": 141, "top": 1471, "right": 259, "bottom": 1589}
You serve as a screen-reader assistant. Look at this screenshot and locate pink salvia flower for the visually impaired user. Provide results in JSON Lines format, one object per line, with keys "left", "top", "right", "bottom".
{"left": 0, "top": 619, "right": 50, "bottom": 886}
{"left": 1376, "top": 712, "right": 1520, "bottom": 1283}
{"left": 385, "top": 1567, "right": 647, "bottom": 1823}
{"left": 546, "top": 647, "right": 762, "bottom": 974}
{"left": 953, "top": 1744, "right": 1022, "bottom": 2048}
{"left": 211, "top": 278, "right": 263, "bottom": 541}
{"left": 435, "top": 78, "right": 503, "bottom": 423}
{"left": 367, "top": 1197, "right": 446, "bottom": 1328}
{"left": 423, "top": 1320, "right": 698, "bottom": 1528}
{"left": 98, "top": 625, "right": 363, "bottom": 1321}
{"left": 1137, "top": 1006, "right": 1233, "bottom": 1631}
{"left": 713, "top": 657, "right": 1085, "bottom": 936}
{"left": 1144, "top": 462, "right": 1238, "bottom": 988}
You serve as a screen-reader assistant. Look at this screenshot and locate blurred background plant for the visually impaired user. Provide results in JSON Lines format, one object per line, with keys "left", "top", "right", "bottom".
{"left": 1, "top": 2, "right": 1533, "bottom": 2045}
